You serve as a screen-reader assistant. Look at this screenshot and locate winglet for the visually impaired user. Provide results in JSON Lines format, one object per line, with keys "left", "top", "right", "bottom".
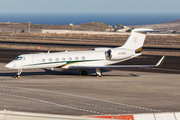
{"left": 155, "top": 55, "right": 166, "bottom": 67}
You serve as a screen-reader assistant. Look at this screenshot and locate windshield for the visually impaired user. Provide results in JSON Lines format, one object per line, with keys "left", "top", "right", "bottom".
{"left": 14, "top": 56, "right": 26, "bottom": 60}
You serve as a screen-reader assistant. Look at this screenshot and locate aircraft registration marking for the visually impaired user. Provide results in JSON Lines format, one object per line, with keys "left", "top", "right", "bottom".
{"left": 118, "top": 52, "right": 126, "bottom": 55}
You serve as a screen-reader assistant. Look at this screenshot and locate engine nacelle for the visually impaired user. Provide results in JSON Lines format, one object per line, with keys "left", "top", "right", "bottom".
{"left": 105, "top": 48, "right": 135, "bottom": 60}
{"left": 92, "top": 47, "right": 111, "bottom": 51}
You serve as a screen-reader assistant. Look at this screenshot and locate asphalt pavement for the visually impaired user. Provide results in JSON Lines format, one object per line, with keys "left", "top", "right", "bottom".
{"left": 0, "top": 48, "right": 180, "bottom": 115}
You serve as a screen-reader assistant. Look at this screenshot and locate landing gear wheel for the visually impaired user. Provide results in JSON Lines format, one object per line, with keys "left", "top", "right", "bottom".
{"left": 95, "top": 68, "right": 103, "bottom": 77}
{"left": 15, "top": 75, "right": 21, "bottom": 79}
{"left": 78, "top": 70, "right": 87, "bottom": 76}
{"left": 96, "top": 72, "right": 103, "bottom": 77}
{"left": 15, "top": 69, "right": 22, "bottom": 79}
{"left": 82, "top": 71, "right": 87, "bottom": 76}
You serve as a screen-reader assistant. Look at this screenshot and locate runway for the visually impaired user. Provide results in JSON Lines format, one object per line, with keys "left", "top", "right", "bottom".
{"left": 0, "top": 49, "right": 180, "bottom": 115}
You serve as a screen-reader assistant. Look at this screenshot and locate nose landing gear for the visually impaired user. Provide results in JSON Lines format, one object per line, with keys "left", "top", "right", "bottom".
{"left": 15, "top": 69, "right": 22, "bottom": 79}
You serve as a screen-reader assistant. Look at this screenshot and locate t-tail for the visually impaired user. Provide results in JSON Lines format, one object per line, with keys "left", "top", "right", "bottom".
{"left": 120, "top": 28, "right": 153, "bottom": 55}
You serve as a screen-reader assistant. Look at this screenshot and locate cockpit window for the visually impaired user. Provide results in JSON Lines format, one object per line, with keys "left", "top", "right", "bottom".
{"left": 14, "top": 57, "right": 22, "bottom": 60}
{"left": 14, "top": 57, "right": 26, "bottom": 60}
{"left": 22, "top": 57, "right": 26, "bottom": 60}
{"left": 91, "top": 48, "right": 95, "bottom": 51}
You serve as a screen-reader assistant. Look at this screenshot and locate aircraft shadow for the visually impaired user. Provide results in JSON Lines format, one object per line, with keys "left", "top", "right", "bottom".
{"left": 0, "top": 69, "right": 139, "bottom": 78}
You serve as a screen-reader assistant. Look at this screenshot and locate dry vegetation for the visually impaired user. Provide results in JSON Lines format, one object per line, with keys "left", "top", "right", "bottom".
{"left": 1, "top": 20, "right": 180, "bottom": 56}
{"left": 130, "top": 20, "right": 180, "bottom": 31}
{"left": 0, "top": 22, "right": 109, "bottom": 31}
{"left": 1, "top": 32, "right": 180, "bottom": 47}
{"left": 0, "top": 31, "right": 180, "bottom": 56}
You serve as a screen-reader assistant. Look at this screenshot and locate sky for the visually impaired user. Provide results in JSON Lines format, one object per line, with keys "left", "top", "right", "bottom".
{"left": 0, "top": 0, "right": 180, "bottom": 13}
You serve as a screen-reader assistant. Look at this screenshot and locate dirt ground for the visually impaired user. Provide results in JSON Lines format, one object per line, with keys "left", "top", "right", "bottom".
{"left": 0, "top": 32, "right": 180, "bottom": 56}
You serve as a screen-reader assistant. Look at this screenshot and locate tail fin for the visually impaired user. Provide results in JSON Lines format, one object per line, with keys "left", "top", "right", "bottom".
{"left": 121, "top": 28, "right": 153, "bottom": 53}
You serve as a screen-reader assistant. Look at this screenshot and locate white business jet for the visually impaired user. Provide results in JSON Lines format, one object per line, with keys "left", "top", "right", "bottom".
{"left": 5, "top": 28, "right": 166, "bottom": 78}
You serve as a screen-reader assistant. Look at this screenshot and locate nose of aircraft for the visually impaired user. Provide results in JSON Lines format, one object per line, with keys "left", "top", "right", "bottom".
{"left": 5, "top": 62, "right": 14, "bottom": 69}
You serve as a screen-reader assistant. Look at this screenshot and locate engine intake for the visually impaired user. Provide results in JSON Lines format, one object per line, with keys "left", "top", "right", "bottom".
{"left": 105, "top": 48, "right": 135, "bottom": 60}
{"left": 105, "top": 49, "right": 112, "bottom": 59}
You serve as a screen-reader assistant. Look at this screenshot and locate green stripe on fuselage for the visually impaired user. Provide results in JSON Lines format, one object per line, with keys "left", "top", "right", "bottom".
{"left": 25, "top": 59, "right": 102, "bottom": 67}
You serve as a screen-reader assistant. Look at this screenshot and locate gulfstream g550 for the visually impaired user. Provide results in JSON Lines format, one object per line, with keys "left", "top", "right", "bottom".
{"left": 5, "top": 28, "right": 166, "bottom": 78}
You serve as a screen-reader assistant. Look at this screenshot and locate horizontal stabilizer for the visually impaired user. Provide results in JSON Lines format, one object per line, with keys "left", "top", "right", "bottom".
{"left": 155, "top": 55, "right": 166, "bottom": 67}
{"left": 133, "top": 29, "right": 167, "bottom": 33}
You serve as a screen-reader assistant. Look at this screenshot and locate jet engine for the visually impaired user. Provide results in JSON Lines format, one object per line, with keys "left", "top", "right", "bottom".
{"left": 105, "top": 48, "right": 135, "bottom": 60}
{"left": 91, "top": 47, "right": 111, "bottom": 51}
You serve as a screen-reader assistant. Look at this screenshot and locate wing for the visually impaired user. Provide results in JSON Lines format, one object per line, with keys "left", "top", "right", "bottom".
{"left": 68, "top": 55, "right": 166, "bottom": 69}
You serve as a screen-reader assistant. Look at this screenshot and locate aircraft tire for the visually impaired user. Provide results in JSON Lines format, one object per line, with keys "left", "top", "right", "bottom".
{"left": 82, "top": 71, "right": 87, "bottom": 75}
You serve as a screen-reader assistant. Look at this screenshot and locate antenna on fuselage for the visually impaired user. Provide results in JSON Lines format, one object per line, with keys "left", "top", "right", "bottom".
{"left": 48, "top": 50, "right": 50, "bottom": 53}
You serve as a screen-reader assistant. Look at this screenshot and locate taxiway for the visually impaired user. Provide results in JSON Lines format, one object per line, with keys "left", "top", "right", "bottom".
{"left": 0, "top": 49, "right": 180, "bottom": 115}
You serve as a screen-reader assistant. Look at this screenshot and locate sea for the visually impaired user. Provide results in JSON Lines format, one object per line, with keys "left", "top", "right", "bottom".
{"left": 0, "top": 13, "right": 180, "bottom": 26}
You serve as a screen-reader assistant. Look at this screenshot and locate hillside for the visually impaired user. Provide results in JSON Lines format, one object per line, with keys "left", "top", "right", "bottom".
{"left": 129, "top": 19, "right": 180, "bottom": 31}
{"left": 0, "top": 22, "right": 110, "bottom": 31}
{"left": 1, "top": 19, "right": 180, "bottom": 32}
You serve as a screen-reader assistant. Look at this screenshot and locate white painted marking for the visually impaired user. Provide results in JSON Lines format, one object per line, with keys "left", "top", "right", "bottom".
{"left": 0, "top": 92, "right": 103, "bottom": 114}
{"left": 0, "top": 86, "right": 161, "bottom": 112}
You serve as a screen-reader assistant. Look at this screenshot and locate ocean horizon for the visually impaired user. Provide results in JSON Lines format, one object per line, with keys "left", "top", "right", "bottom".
{"left": 0, "top": 13, "right": 180, "bottom": 26}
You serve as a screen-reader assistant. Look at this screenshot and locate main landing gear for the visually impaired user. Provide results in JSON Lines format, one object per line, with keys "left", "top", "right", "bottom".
{"left": 95, "top": 68, "right": 103, "bottom": 77}
{"left": 15, "top": 69, "right": 22, "bottom": 79}
{"left": 79, "top": 69, "right": 103, "bottom": 77}
{"left": 79, "top": 70, "right": 87, "bottom": 76}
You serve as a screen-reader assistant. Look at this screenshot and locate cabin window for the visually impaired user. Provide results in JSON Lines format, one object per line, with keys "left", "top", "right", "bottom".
{"left": 69, "top": 57, "right": 72, "bottom": 61}
{"left": 62, "top": 57, "right": 65, "bottom": 61}
{"left": 81, "top": 56, "right": 85, "bottom": 60}
{"left": 42, "top": 59, "right": 45, "bottom": 62}
{"left": 49, "top": 58, "right": 52, "bottom": 62}
{"left": 55, "top": 58, "right": 59, "bottom": 62}
{"left": 75, "top": 57, "right": 79, "bottom": 60}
